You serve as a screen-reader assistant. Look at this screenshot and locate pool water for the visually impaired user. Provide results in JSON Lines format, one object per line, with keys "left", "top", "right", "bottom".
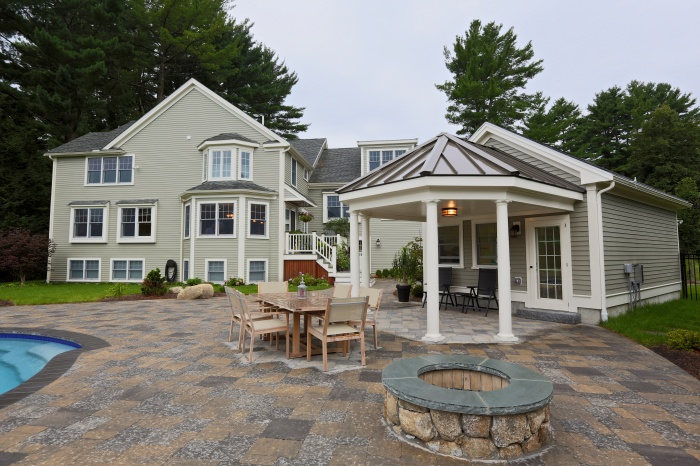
{"left": 0, "top": 335, "right": 81, "bottom": 395}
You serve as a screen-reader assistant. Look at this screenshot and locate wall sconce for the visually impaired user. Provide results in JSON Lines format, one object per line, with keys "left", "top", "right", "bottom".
{"left": 510, "top": 222, "right": 521, "bottom": 238}
{"left": 442, "top": 207, "right": 457, "bottom": 217}
{"left": 375, "top": 238, "right": 381, "bottom": 247}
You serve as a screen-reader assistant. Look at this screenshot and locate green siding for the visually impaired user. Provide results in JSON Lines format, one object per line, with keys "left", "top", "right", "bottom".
{"left": 602, "top": 194, "right": 680, "bottom": 295}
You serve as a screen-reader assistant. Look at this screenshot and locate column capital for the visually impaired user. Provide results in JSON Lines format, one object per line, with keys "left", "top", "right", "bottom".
{"left": 422, "top": 199, "right": 441, "bottom": 205}
{"left": 494, "top": 199, "right": 512, "bottom": 206}
{"left": 358, "top": 212, "right": 370, "bottom": 220}
{"left": 348, "top": 210, "right": 359, "bottom": 218}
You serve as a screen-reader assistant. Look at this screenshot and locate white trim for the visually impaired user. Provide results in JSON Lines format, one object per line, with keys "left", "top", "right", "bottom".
{"left": 246, "top": 258, "right": 268, "bottom": 285}
{"left": 238, "top": 194, "right": 246, "bottom": 277}
{"left": 322, "top": 193, "right": 350, "bottom": 223}
{"left": 278, "top": 148, "right": 287, "bottom": 281}
{"left": 357, "top": 139, "right": 418, "bottom": 147}
{"left": 205, "top": 258, "right": 227, "bottom": 284}
{"left": 208, "top": 147, "right": 235, "bottom": 181}
{"left": 239, "top": 149, "right": 253, "bottom": 181}
{"left": 116, "top": 204, "right": 157, "bottom": 243}
{"left": 183, "top": 203, "right": 192, "bottom": 239}
{"left": 66, "top": 258, "right": 101, "bottom": 282}
{"left": 197, "top": 138, "right": 258, "bottom": 151}
{"left": 69, "top": 205, "right": 109, "bottom": 243}
{"left": 196, "top": 199, "right": 237, "bottom": 238}
{"left": 247, "top": 200, "right": 269, "bottom": 239}
{"left": 183, "top": 259, "right": 190, "bottom": 282}
{"left": 364, "top": 147, "right": 410, "bottom": 175}
{"left": 109, "top": 258, "right": 145, "bottom": 282}
{"left": 84, "top": 154, "right": 135, "bottom": 186}
{"left": 438, "top": 221, "right": 464, "bottom": 268}
{"left": 525, "top": 215, "right": 574, "bottom": 312}
{"left": 605, "top": 282, "right": 681, "bottom": 308}
{"left": 291, "top": 157, "right": 298, "bottom": 187}
{"left": 471, "top": 218, "right": 498, "bottom": 269}
{"left": 304, "top": 169, "right": 310, "bottom": 181}
{"left": 47, "top": 157, "right": 57, "bottom": 282}
{"left": 104, "top": 79, "right": 285, "bottom": 150}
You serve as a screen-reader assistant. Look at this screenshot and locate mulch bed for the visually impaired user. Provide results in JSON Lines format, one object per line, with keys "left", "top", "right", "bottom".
{"left": 651, "top": 345, "right": 700, "bottom": 381}
{"left": 99, "top": 292, "right": 226, "bottom": 302}
{"left": 0, "top": 300, "right": 14, "bottom": 307}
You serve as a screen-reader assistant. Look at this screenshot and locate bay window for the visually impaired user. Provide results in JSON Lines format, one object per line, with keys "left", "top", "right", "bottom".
{"left": 240, "top": 151, "right": 252, "bottom": 180}
{"left": 249, "top": 202, "right": 268, "bottom": 238}
{"left": 199, "top": 202, "right": 235, "bottom": 237}
{"left": 211, "top": 149, "right": 233, "bottom": 179}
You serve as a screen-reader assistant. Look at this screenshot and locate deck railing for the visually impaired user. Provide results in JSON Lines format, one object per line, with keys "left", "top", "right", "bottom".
{"left": 285, "top": 233, "right": 344, "bottom": 272}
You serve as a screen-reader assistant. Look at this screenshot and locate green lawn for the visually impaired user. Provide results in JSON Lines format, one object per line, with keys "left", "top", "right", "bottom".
{"left": 0, "top": 281, "right": 331, "bottom": 305}
{"left": 601, "top": 298, "right": 700, "bottom": 347}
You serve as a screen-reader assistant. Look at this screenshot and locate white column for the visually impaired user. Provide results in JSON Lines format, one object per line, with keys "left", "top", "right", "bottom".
{"left": 495, "top": 200, "right": 517, "bottom": 341}
{"left": 360, "top": 214, "right": 370, "bottom": 288}
{"left": 422, "top": 200, "right": 443, "bottom": 342}
{"left": 349, "top": 210, "right": 360, "bottom": 297}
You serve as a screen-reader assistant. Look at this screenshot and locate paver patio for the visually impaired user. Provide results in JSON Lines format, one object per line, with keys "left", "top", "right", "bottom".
{"left": 0, "top": 288, "right": 699, "bottom": 465}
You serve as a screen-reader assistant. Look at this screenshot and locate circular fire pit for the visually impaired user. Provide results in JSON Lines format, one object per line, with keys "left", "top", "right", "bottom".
{"left": 382, "top": 355, "right": 553, "bottom": 460}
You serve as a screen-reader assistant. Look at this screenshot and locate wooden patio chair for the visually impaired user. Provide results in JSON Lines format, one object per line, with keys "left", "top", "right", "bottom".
{"left": 235, "top": 290, "right": 289, "bottom": 362}
{"left": 307, "top": 296, "right": 369, "bottom": 372}
{"left": 332, "top": 283, "right": 352, "bottom": 298}
{"left": 462, "top": 269, "right": 498, "bottom": 316}
{"left": 354, "top": 286, "right": 383, "bottom": 349}
{"left": 224, "top": 286, "right": 275, "bottom": 350}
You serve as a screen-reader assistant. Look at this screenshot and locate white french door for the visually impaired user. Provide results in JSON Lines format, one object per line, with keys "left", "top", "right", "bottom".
{"left": 525, "top": 215, "right": 573, "bottom": 312}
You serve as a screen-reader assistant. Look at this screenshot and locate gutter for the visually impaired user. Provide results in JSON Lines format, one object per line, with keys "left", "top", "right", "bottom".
{"left": 597, "top": 181, "right": 615, "bottom": 321}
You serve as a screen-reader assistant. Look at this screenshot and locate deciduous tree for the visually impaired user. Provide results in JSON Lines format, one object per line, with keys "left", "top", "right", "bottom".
{"left": 0, "top": 229, "right": 56, "bottom": 284}
{"left": 436, "top": 20, "right": 544, "bottom": 136}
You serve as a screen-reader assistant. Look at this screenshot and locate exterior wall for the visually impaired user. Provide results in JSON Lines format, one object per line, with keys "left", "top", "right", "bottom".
{"left": 366, "top": 219, "right": 422, "bottom": 272}
{"left": 359, "top": 142, "right": 416, "bottom": 177}
{"left": 602, "top": 193, "right": 681, "bottom": 300}
{"left": 50, "top": 87, "right": 281, "bottom": 283}
{"left": 285, "top": 153, "right": 310, "bottom": 197}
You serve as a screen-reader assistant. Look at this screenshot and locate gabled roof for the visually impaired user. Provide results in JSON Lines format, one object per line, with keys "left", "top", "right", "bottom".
{"left": 339, "top": 133, "right": 584, "bottom": 194}
{"left": 186, "top": 181, "right": 276, "bottom": 193}
{"left": 47, "top": 122, "right": 135, "bottom": 154}
{"left": 290, "top": 138, "right": 327, "bottom": 167}
{"left": 309, "top": 147, "right": 361, "bottom": 184}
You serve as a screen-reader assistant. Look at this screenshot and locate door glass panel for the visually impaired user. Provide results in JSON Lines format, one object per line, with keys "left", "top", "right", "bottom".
{"left": 536, "top": 226, "right": 562, "bottom": 300}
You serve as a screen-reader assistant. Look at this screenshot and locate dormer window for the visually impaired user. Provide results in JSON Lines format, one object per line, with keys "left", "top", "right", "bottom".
{"left": 368, "top": 149, "right": 406, "bottom": 171}
{"left": 211, "top": 149, "right": 233, "bottom": 179}
{"left": 198, "top": 136, "right": 258, "bottom": 182}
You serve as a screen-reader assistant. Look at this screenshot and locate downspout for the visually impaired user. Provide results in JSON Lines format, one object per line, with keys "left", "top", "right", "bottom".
{"left": 597, "top": 181, "right": 615, "bottom": 321}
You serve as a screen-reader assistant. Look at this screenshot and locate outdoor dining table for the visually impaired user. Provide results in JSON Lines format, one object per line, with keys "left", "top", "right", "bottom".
{"left": 253, "top": 290, "right": 334, "bottom": 359}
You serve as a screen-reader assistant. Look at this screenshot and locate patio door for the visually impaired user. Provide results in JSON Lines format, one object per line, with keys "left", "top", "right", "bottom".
{"left": 525, "top": 216, "right": 573, "bottom": 312}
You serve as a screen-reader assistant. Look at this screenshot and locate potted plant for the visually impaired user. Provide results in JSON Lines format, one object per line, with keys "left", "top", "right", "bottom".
{"left": 299, "top": 210, "right": 314, "bottom": 223}
{"left": 393, "top": 245, "right": 419, "bottom": 302}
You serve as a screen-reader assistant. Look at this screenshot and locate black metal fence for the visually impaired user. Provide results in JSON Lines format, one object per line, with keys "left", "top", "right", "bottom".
{"left": 680, "top": 253, "right": 699, "bottom": 300}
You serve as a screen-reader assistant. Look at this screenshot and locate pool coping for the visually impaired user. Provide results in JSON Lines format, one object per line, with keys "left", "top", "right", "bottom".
{"left": 0, "top": 328, "right": 110, "bottom": 409}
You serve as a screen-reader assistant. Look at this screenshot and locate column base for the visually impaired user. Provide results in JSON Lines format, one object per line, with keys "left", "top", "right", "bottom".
{"left": 422, "top": 334, "right": 445, "bottom": 343}
{"left": 495, "top": 333, "right": 519, "bottom": 342}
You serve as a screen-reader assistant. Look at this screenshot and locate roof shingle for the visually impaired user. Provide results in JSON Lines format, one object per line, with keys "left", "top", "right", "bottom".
{"left": 290, "top": 138, "right": 327, "bottom": 166}
{"left": 309, "top": 147, "right": 361, "bottom": 184}
{"left": 48, "top": 122, "right": 135, "bottom": 154}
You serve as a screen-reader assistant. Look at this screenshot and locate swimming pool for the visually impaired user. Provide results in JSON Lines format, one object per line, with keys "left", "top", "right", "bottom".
{"left": 0, "top": 334, "right": 82, "bottom": 395}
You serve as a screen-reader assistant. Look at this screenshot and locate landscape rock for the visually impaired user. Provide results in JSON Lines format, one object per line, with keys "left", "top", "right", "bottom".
{"left": 426, "top": 439, "right": 462, "bottom": 457}
{"left": 499, "top": 443, "right": 524, "bottom": 459}
{"left": 169, "top": 286, "right": 183, "bottom": 294}
{"left": 384, "top": 391, "right": 400, "bottom": 425}
{"left": 461, "top": 414, "right": 490, "bottom": 438}
{"left": 461, "top": 437, "right": 498, "bottom": 459}
{"left": 398, "top": 399, "right": 429, "bottom": 413}
{"left": 399, "top": 408, "right": 436, "bottom": 442}
{"left": 527, "top": 407, "right": 547, "bottom": 433}
{"left": 177, "top": 284, "right": 214, "bottom": 300}
{"left": 491, "top": 414, "right": 527, "bottom": 447}
{"left": 430, "top": 410, "right": 461, "bottom": 441}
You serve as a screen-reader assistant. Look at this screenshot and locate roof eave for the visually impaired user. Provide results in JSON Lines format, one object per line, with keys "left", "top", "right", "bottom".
{"left": 44, "top": 149, "right": 126, "bottom": 157}
{"left": 180, "top": 189, "right": 278, "bottom": 199}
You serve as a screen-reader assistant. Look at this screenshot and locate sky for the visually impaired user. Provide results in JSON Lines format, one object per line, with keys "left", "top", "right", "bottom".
{"left": 232, "top": 0, "right": 700, "bottom": 147}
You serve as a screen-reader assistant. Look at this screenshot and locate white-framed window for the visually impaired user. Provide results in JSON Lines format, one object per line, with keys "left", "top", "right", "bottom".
{"left": 210, "top": 149, "right": 233, "bottom": 180}
{"left": 323, "top": 193, "right": 349, "bottom": 223}
{"left": 111, "top": 259, "right": 144, "bottom": 282}
{"left": 239, "top": 150, "right": 252, "bottom": 180}
{"left": 438, "top": 223, "right": 463, "bottom": 267}
{"left": 247, "top": 259, "right": 267, "bottom": 284}
{"left": 291, "top": 158, "right": 297, "bottom": 187}
{"left": 368, "top": 149, "right": 406, "bottom": 172}
{"left": 285, "top": 208, "right": 297, "bottom": 232}
{"left": 70, "top": 205, "right": 108, "bottom": 243}
{"left": 183, "top": 260, "right": 189, "bottom": 282}
{"left": 304, "top": 169, "right": 310, "bottom": 181}
{"left": 206, "top": 259, "right": 226, "bottom": 283}
{"left": 117, "top": 205, "right": 155, "bottom": 243}
{"left": 86, "top": 155, "right": 134, "bottom": 185}
{"left": 199, "top": 201, "right": 236, "bottom": 237}
{"left": 248, "top": 201, "right": 268, "bottom": 238}
{"left": 471, "top": 221, "right": 498, "bottom": 268}
{"left": 67, "top": 258, "right": 101, "bottom": 281}
{"left": 184, "top": 204, "right": 191, "bottom": 239}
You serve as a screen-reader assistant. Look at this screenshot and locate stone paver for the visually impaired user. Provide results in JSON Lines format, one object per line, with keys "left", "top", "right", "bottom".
{"left": 0, "top": 288, "right": 698, "bottom": 465}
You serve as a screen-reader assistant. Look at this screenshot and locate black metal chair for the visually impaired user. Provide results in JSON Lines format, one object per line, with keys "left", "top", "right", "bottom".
{"left": 422, "top": 267, "right": 457, "bottom": 309}
{"left": 461, "top": 269, "right": 498, "bottom": 316}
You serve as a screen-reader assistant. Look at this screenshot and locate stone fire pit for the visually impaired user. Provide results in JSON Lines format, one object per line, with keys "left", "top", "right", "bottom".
{"left": 382, "top": 355, "right": 553, "bottom": 460}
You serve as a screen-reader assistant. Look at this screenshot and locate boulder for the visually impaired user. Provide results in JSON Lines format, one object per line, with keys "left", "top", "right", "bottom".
{"left": 398, "top": 399, "right": 429, "bottom": 413}
{"left": 426, "top": 439, "right": 462, "bottom": 457}
{"left": 461, "top": 437, "right": 498, "bottom": 459}
{"left": 491, "top": 414, "right": 527, "bottom": 447}
{"left": 461, "top": 414, "right": 490, "bottom": 438}
{"left": 499, "top": 443, "right": 524, "bottom": 459}
{"left": 527, "top": 407, "right": 547, "bottom": 434}
{"left": 399, "top": 407, "right": 436, "bottom": 442}
{"left": 177, "top": 284, "right": 215, "bottom": 300}
{"left": 169, "top": 286, "right": 184, "bottom": 294}
{"left": 430, "top": 409, "right": 461, "bottom": 441}
{"left": 384, "top": 390, "right": 400, "bottom": 425}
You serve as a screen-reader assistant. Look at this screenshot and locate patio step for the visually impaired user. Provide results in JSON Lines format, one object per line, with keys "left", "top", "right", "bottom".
{"left": 517, "top": 308, "right": 581, "bottom": 325}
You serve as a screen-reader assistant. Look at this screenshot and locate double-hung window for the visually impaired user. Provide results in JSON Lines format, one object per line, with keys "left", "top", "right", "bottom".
{"left": 239, "top": 151, "right": 252, "bottom": 180}
{"left": 438, "top": 225, "right": 461, "bottom": 266}
{"left": 68, "top": 259, "right": 100, "bottom": 281}
{"left": 206, "top": 259, "right": 226, "bottom": 283}
{"left": 210, "top": 149, "right": 233, "bottom": 179}
{"left": 111, "top": 259, "right": 144, "bottom": 282}
{"left": 184, "top": 204, "right": 191, "bottom": 238}
{"left": 249, "top": 202, "right": 268, "bottom": 238}
{"left": 285, "top": 208, "right": 296, "bottom": 232}
{"left": 70, "top": 203, "right": 108, "bottom": 243}
{"left": 291, "top": 158, "right": 297, "bottom": 186}
{"left": 86, "top": 155, "right": 133, "bottom": 184}
{"left": 199, "top": 202, "right": 235, "bottom": 236}
{"left": 118, "top": 207, "right": 154, "bottom": 242}
{"left": 324, "top": 194, "right": 349, "bottom": 222}
{"left": 248, "top": 259, "right": 267, "bottom": 284}
{"left": 474, "top": 222, "right": 497, "bottom": 267}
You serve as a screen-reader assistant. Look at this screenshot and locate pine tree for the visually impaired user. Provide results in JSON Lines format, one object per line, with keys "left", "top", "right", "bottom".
{"left": 436, "top": 20, "right": 544, "bottom": 137}
{"left": 521, "top": 97, "right": 583, "bottom": 154}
